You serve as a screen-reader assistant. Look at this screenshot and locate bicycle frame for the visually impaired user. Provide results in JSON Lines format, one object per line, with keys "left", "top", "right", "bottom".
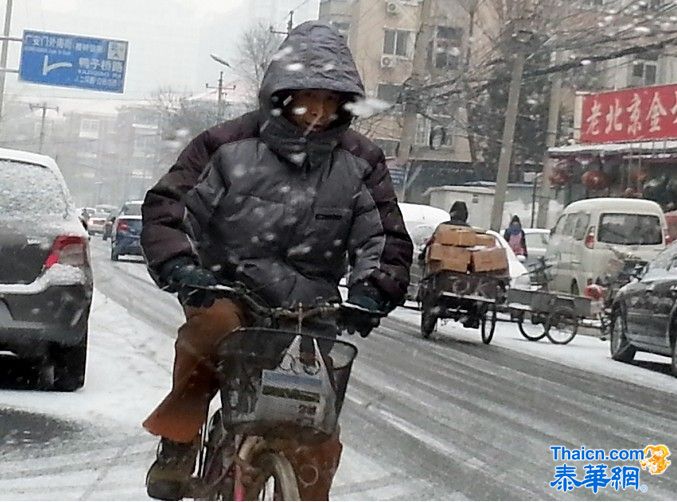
{"left": 188, "top": 283, "right": 365, "bottom": 500}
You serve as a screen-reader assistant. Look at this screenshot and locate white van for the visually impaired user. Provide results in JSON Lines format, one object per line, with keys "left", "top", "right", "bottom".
{"left": 544, "top": 198, "right": 668, "bottom": 295}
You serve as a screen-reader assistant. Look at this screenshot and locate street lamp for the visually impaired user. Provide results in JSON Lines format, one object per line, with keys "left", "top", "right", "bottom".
{"left": 210, "top": 53, "right": 232, "bottom": 68}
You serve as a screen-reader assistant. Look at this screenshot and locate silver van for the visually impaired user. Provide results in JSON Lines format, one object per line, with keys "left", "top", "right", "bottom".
{"left": 544, "top": 198, "right": 668, "bottom": 295}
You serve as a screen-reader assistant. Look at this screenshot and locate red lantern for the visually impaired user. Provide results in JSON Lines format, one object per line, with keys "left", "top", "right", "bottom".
{"left": 549, "top": 167, "right": 571, "bottom": 187}
{"left": 629, "top": 168, "right": 649, "bottom": 184}
{"left": 581, "top": 169, "right": 610, "bottom": 191}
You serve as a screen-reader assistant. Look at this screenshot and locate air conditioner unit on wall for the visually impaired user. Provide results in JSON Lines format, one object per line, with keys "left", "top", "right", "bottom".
{"left": 381, "top": 55, "right": 395, "bottom": 68}
{"left": 386, "top": 1, "right": 400, "bottom": 15}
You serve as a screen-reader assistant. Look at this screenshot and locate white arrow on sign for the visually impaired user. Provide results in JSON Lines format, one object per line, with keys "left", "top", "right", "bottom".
{"left": 42, "top": 55, "right": 73, "bottom": 76}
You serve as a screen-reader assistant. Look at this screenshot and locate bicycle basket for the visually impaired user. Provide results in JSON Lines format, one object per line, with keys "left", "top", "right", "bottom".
{"left": 216, "top": 328, "right": 357, "bottom": 443}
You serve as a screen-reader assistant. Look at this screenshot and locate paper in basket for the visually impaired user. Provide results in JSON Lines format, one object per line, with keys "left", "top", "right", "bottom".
{"left": 254, "top": 335, "right": 337, "bottom": 431}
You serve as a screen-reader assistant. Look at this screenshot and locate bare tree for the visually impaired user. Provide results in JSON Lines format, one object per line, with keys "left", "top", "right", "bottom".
{"left": 148, "top": 86, "right": 220, "bottom": 146}
{"left": 236, "top": 22, "right": 284, "bottom": 105}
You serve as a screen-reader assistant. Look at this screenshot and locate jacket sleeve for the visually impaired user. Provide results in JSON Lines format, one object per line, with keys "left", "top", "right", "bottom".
{"left": 141, "top": 113, "right": 259, "bottom": 287}
{"left": 349, "top": 149, "right": 413, "bottom": 306}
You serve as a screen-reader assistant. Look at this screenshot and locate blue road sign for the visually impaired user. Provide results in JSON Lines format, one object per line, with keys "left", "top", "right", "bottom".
{"left": 19, "top": 30, "right": 128, "bottom": 93}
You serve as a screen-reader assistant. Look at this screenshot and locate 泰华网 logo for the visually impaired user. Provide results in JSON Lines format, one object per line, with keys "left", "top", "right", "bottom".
{"left": 549, "top": 444, "right": 671, "bottom": 494}
{"left": 640, "top": 444, "right": 671, "bottom": 476}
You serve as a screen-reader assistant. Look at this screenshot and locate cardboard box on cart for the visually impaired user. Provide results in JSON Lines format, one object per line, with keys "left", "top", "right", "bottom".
{"left": 426, "top": 244, "right": 471, "bottom": 273}
{"left": 433, "top": 225, "right": 477, "bottom": 247}
{"left": 471, "top": 247, "right": 509, "bottom": 273}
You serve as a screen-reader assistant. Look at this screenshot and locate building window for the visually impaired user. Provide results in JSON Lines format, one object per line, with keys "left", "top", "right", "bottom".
{"left": 133, "top": 134, "right": 156, "bottom": 157}
{"left": 377, "top": 83, "right": 403, "bottom": 104}
{"left": 384, "top": 29, "right": 410, "bottom": 57}
{"left": 632, "top": 60, "right": 657, "bottom": 86}
{"left": 415, "top": 113, "right": 453, "bottom": 148}
{"left": 432, "top": 26, "right": 463, "bottom": 70}
{"left": 415, "top": 116, "right": 431, "bottom": 146}
{"left": 79, "top": 118, "right": 100, "bottom": 139}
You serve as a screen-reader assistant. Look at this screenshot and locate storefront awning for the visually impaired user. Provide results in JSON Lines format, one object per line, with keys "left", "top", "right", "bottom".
{"left": 548, "top": 140, "right": 677, "bottom": 159}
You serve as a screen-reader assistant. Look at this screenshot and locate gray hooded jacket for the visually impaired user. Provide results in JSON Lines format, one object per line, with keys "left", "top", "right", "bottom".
{"left": 142, "top": 22, "right": 412, "bottom": 308}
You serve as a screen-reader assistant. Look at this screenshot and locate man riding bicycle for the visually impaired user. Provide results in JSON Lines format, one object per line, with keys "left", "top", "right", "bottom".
{"left": 140, "top": 21, "right": 413, "bottom": 500}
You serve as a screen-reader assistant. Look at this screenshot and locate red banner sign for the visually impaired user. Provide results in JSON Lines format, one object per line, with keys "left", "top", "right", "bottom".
{"left": 580, "top": 84, "right": 677, "bottom": 144}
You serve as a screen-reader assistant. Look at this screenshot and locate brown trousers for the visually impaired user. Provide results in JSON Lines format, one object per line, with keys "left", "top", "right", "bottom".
{"left": 143, "top": 299, "right": 342, "bottom": 500}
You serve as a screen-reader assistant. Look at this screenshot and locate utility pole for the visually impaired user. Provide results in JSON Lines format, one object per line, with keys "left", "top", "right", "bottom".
{"left": 489, "top": 21, "right": 533, "bottom": 232}
{"left": 271, "top": 11, "right": 294, "bottom": 36}
{"left": 29, "top": 102, "right": 59, "bottom": 153}
{"left": 536, "top": 51, "right": 564, "bottom": 229}
{"left": 0, "top": 0, "right": 14, "bottom": 123}
{"left": 396, "top": 0, "right": 435, "bottom": 201}
{"left": 206, "top": 72, "right": 235, "bottom": 121}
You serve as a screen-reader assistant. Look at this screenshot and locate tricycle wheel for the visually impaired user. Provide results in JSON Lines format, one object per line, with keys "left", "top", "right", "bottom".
{"left": 544, "top": 307, "right": 578, "bottom": 345}
{"left": 480, "top": 305, "right": 497, "bottom": 345}
{"left": 517, "top": 313, "right": 547, "bottom": 341}
{"left": 421, "top": 308, "right": 437, "bottom": 339}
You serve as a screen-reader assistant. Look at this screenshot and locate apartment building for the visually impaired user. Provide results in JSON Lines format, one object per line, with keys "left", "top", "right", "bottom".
{"left": 319, "top": 0, "right": 478, "bottom": 200}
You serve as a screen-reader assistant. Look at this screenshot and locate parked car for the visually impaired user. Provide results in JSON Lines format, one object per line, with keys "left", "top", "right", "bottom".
{"left": 103, "top": 200, "right": 143, "bottom": 240}
{"left": 522, "top": 228, "right": 551, "bottom": 269}
{"left": 544, "top": 198, "right": 667, "bottom": 295}
{"left": 110, "top": 215, "right": 143, "bottom": 261}
{"left": 610, "top": 242, "right": 677, "bottom": 375}
{"left": 0, "top": 148, "right": 92, "bottom": 391}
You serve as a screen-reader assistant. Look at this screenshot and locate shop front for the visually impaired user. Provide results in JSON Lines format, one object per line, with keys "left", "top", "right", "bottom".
{"left": 547, "top": 83, "right": 677, "bottom": 211}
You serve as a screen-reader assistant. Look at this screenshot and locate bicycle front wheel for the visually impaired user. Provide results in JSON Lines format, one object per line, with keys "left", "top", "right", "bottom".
{"left": 245, "top": 452, "right": 300, "bottom": 501}
{"left": 544, "top": 307, "right": 578, "bottom": 345}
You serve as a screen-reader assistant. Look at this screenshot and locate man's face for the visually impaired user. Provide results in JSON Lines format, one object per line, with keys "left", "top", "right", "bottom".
{"left": 286, "top": 89, "right": 341, "bottom": 133}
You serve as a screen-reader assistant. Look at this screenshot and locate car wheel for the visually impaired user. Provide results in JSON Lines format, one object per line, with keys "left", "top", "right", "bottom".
{"left": 52, "top": 332, "right": 87, "bottom": 392}
{"left": 111, "top": 246, "right": 119, "bottom": 261}
{"left": 610, "top": 308, "right": 636, "bottom": 363}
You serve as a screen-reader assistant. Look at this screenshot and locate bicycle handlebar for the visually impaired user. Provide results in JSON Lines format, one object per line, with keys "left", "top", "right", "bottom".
{"left": 187, "top": 283, "right": 385, "bottom": 323}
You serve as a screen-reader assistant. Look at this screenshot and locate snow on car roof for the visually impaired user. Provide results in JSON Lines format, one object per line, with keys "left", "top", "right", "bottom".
{"left": 0, "top": 147, "right": 59, "bottom": 172}
{"left": 0, "top": 147, "right": 76, "bottom": 214}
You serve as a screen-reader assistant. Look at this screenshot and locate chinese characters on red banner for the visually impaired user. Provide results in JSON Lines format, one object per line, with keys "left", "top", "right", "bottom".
{"left": 581, "top": 84, "right": 677, "bottom": 143}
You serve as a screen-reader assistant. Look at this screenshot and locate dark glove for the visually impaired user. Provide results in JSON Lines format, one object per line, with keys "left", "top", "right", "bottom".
{"left": 160, "top": 257, "right": 218, "bottom": 308}
{"left": 341, "top": 282, "right": 388, "bottom": 337}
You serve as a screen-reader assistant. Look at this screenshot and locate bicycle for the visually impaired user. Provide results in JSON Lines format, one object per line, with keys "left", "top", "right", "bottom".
{"left": 183, "top": 283, "right": 379, "bottom": 500}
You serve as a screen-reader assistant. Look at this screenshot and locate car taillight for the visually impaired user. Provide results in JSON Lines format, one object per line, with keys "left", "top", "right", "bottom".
{"left": 117, "top": 221, "right": 130, "bottom": 232}
{"left": 585, "top": 227, "right": 596, "bottom": 249}
{"left": 44, "top": 235, "right": 88, "bottom": 269}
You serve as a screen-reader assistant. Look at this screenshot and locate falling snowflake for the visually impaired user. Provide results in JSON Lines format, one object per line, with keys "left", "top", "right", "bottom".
{"left": 286, "top": 62, "right": 305, "bottom": 72}
{"left": 344, "top": 98, "right": 391, "bottom": 118}
{"left": 271, "top": 46, "right": 293, "bottom": 61}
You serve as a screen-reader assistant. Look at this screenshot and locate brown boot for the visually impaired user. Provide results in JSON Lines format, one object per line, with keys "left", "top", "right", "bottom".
{"left": 146, "top": 437, "right": 199, "bottom": 500}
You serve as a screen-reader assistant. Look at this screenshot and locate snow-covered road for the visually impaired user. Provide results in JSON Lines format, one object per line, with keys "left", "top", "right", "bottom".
{"left": 1, "top": 239, "right": 676, "bottom": 500}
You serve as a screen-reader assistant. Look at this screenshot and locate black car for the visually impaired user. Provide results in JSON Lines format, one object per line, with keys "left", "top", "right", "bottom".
{"left": 610, "top": 242, "right": 677, "bottom": 375}
{"left": 110, "top": 215, "right": 143, "bottom": 261}
{"left": 0, "top": 148, "right": 93, "bottom": 391}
